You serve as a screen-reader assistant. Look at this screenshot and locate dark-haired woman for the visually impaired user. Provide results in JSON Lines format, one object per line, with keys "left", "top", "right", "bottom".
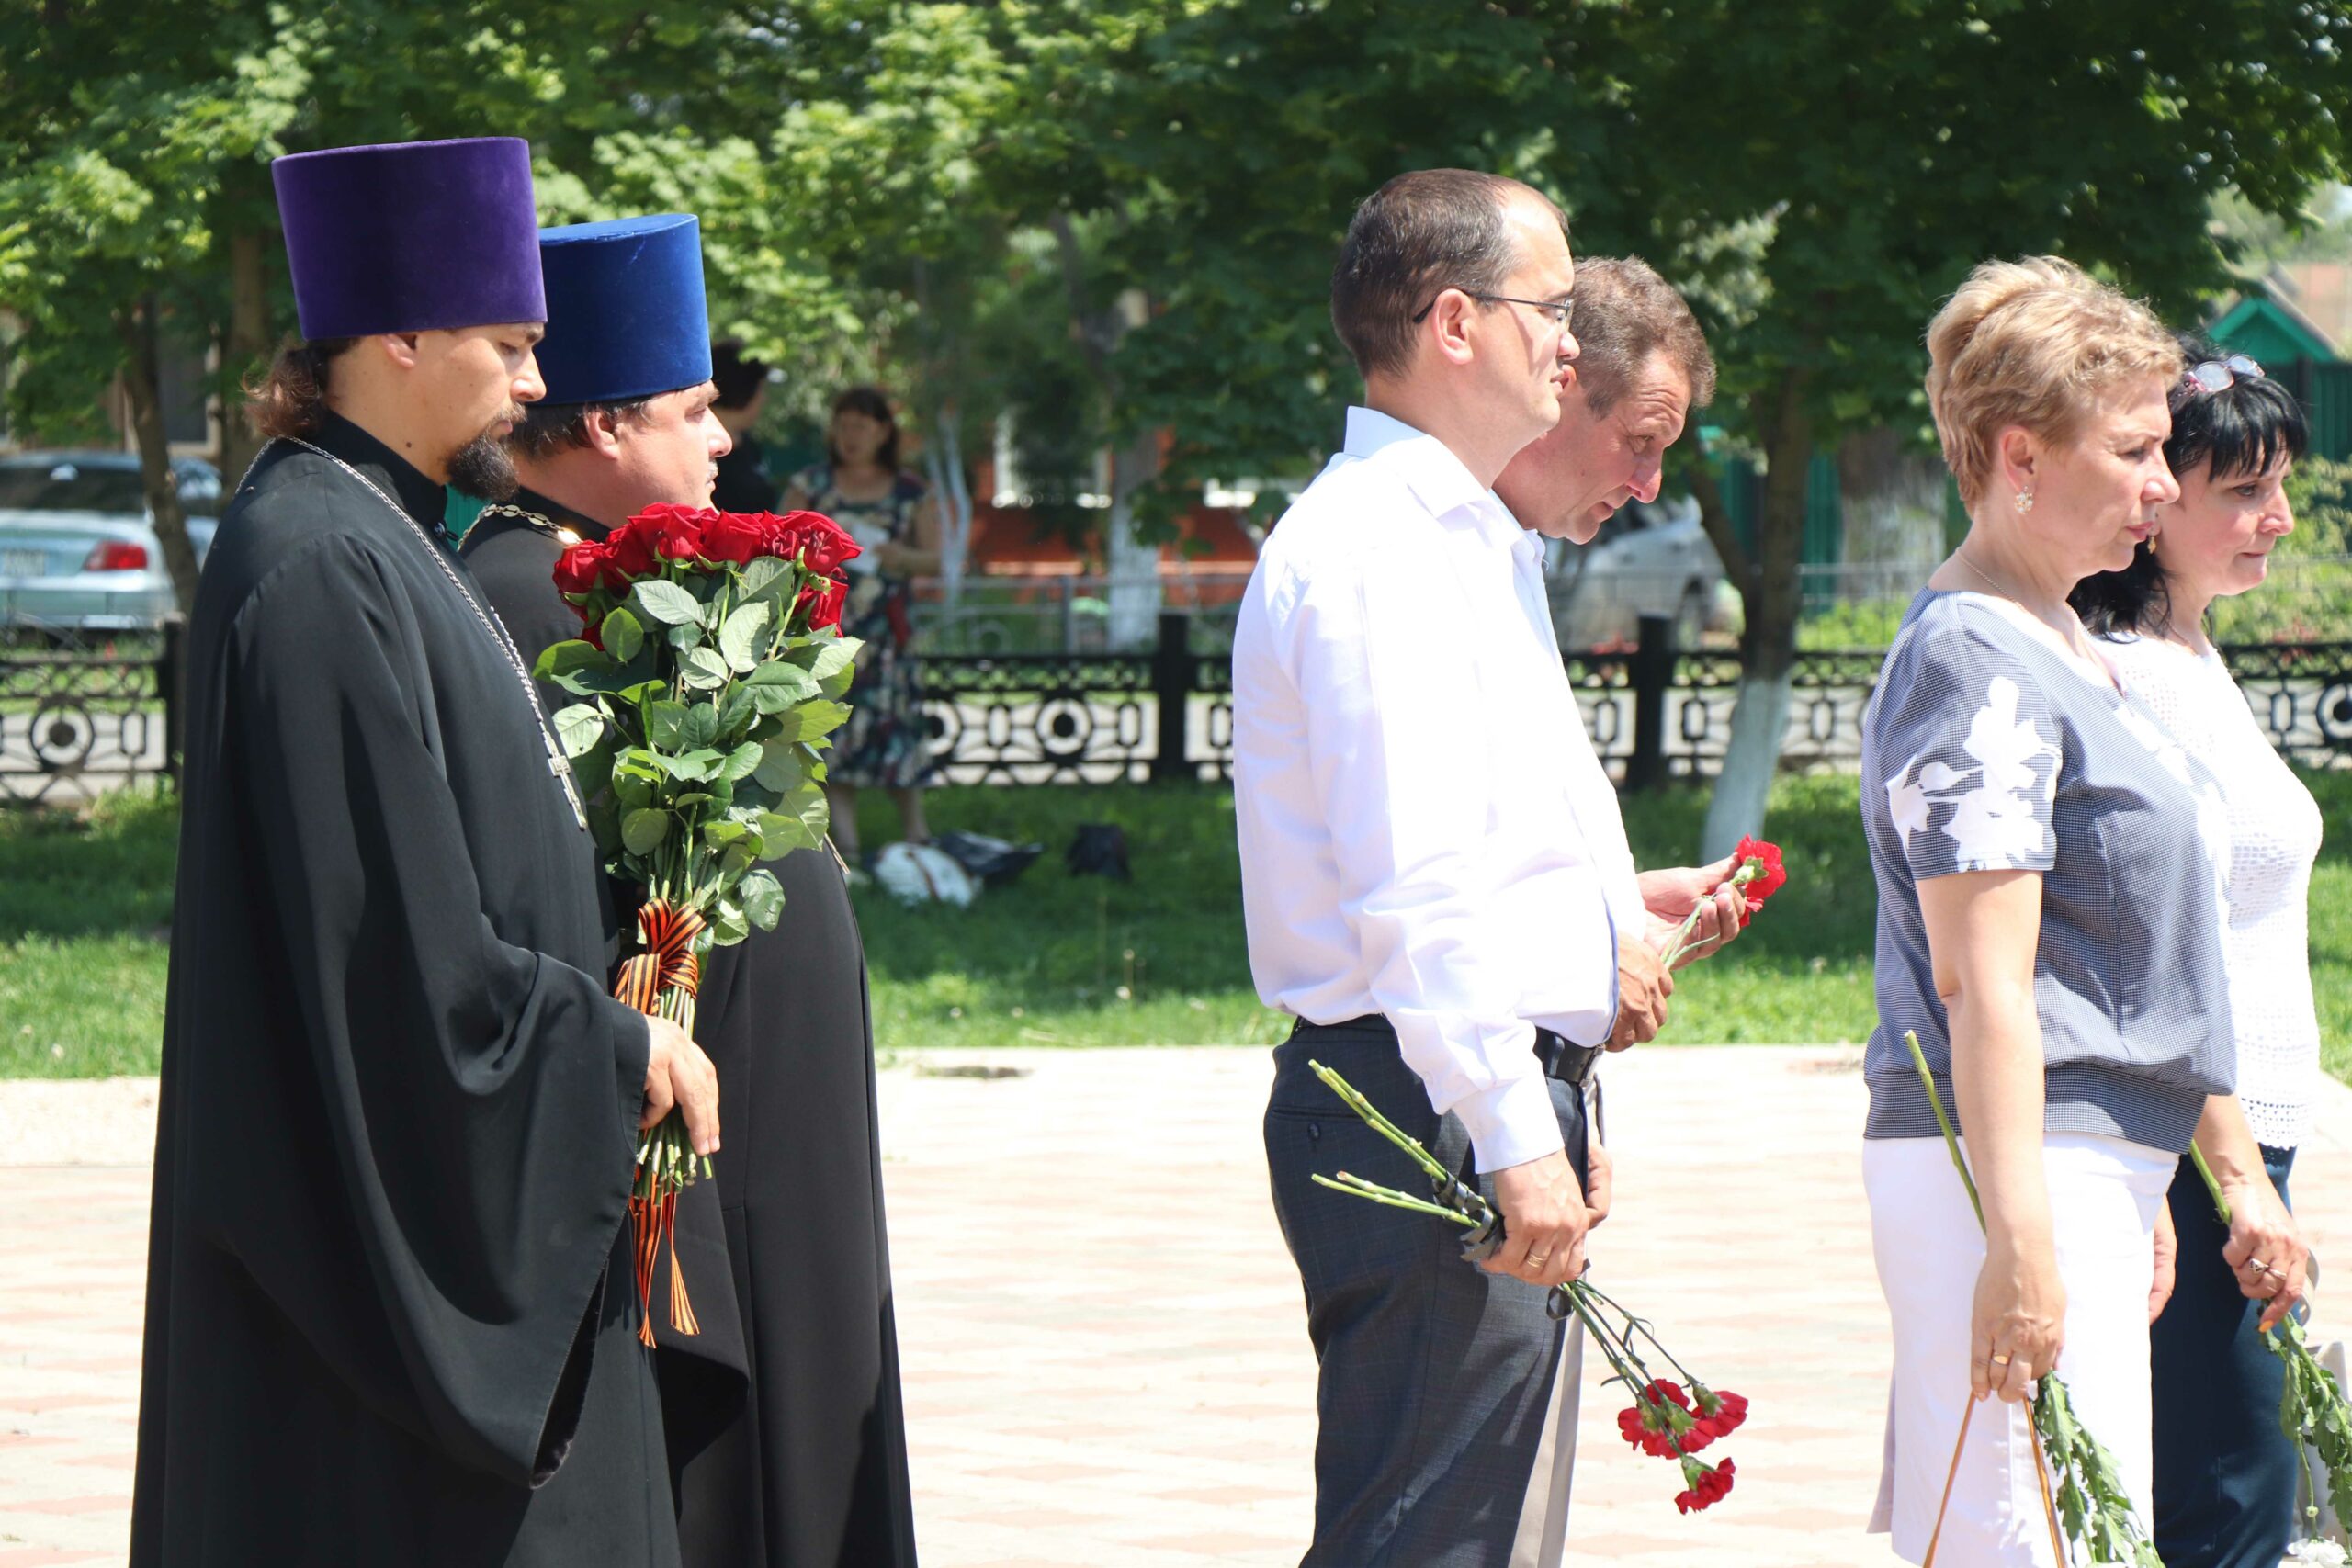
{"left": 784, "top": 388, "right": 943, "bottom": 863}
{"left": 2073, "top": 340, "right": 2320, "bottom": 1568}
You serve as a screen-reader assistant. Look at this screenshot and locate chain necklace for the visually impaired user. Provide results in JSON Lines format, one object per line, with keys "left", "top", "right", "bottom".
{"left": 474, "top": 501, "right": 583, "bottom": 547}
{"left": 1951, "top": 547, "right": 2106, "bottom": 671}
{"left": 266, "top": 436, "right": 590, "bottom": 831}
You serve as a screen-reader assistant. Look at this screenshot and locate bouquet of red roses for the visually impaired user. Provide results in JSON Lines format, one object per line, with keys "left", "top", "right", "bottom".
{"left": 534, "top": 502, "right": 861, "bottom": 1343}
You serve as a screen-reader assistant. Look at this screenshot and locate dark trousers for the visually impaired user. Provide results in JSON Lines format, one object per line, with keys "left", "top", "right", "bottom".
{"left": 1265, "top": 1018, "right": 1591, "bottom": 1568}
{"left": 2152, "top": 1143, "right": 2301, "bottom": 1568}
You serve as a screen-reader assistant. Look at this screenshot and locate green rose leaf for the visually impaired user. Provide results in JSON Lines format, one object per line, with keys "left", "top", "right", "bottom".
{"left": 736, "top": 557, "right": 791, "bottom": 602}
{"left": 681, "top": 702, "right": 720, "bottom": 750}
{"left": 767, "top": 699, "right": 853, "bottom": 743}
{"left": 643, "top": 699, "right": 689, "bottom": 750}
{"left": 532, "top": 638, "right": 609, "bottom": 682}
{"left": 621, "top": 807, "right": 670, "bottom": 856}
{"left": 758, "top": 809, "right": 819, "bottom": 856}
{"left": 683, "top": 646, "right": 731, "bottom": 691}
{"left": 550, "top": 703, "right": 606, "bottom": 759}
{"left": 752, "top": 739, "right": 807, "bottom": 794}
{"left": 667, "top": 748, "right": 725, "bottom": 782}
{"left": 708, "top": 897, "right": 751, "bottom": 947}
{"left": 738, "top": 870, "right": 785, "bottom": 931}
{"left": 718, "top": 601, "right": 774, "bottom": 673}
{"left": 630, "top": 578, "right": 704, "bottom": 626}
{"left": 746, "top": 662, "right": 821, "bottom": 713}
{"left": 718, "top": 684, "right": 758, "bottom": 734}
{"left": 718, "top": 739, "right": 763, "bottom": 783}
{"left": 600, "top": 608, "right": 646, "bottom": 663}
{"left": 571, "top": 742, "right": 616, "bottom": 803}
{"left": 703, "top": 819, "right": 748, "bottom": 847}
{"left": 667, "top": 619, "right": 706, "bottom": 652}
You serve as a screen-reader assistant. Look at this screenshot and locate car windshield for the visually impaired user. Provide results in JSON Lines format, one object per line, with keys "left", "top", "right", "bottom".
{"left": 0, "top": 462, "right": 219, "bottom": 518}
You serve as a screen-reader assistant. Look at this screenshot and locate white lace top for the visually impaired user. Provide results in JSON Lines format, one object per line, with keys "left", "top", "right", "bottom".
{"left": 2104, "top": 634, "right": 2324, "bottom": 1149}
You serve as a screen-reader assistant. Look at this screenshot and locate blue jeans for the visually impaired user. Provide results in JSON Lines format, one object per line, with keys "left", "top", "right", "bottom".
{"left": 2151, "top": 1143, "right": 2301, "bottom": 1567}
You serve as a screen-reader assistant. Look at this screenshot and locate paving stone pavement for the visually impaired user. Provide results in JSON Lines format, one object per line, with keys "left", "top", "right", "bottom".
{"left": 7, "top": 1046, "right": 2352, "bottom": 1567}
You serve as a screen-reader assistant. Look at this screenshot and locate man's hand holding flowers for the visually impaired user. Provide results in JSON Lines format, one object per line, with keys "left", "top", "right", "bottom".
{"left": 1638, "top": 854, "right": 1748, "bottom": 969}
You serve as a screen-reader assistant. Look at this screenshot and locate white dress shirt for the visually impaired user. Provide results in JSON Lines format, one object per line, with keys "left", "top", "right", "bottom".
{"left": 1233, "top": 407, "right": 1631, "bottom": 1171}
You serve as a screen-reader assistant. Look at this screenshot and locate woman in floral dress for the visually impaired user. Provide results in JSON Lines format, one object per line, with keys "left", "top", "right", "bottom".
{"left": 785, "top": 387, "right": 943, "bottom": 862}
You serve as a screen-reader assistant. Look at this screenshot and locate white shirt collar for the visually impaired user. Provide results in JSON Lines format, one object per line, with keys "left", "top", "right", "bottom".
{"left": 1341, "top": 407, "right": 1525, "bottom": 556}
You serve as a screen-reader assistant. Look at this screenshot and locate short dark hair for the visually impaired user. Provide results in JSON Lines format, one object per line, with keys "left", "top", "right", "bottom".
{"left": 246, "top": 336, "right": 357, "bottom": 439}
{"left": 1568, "top": 257, "right": 1716, "bottom": 415}
{"left": 506, "top": 397, "right": 654, "bottom": 461}
{"left": 2071, "top": 331, "right": 2311, "bottom": 637}
{"left": 1329, "top": 169, "right": 1566, "bottom": 381}
{"left": 711, "top": 340, "right": 770, "bottom": 410}
{"left": 826, "top": 385, "right": 901, "bottom": 472}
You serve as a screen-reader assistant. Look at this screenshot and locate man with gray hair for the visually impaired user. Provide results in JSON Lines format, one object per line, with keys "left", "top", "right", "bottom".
{"left": 1497, "top": 254, "right": 1717, "bottom": 544}
{"left": 1235, "top": 180, "right": 1744, "bottom": 1566}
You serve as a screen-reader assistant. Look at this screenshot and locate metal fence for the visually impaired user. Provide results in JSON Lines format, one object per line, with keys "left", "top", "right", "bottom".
{"left": 916, "top": 614, "right": 2352, "bottom": 785}
{"left": 6, "top": 614, "right": 2346, "bottom": 803}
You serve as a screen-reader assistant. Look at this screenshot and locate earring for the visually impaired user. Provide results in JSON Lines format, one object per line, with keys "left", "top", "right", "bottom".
{"left": 2013, "top": 488, "right": 2035, "bottom": 514}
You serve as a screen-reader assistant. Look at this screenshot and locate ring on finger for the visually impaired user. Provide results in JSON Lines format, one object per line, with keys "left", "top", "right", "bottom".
{"left": 2247, "top": 1258, "right": 2273, "bottom": 1276}
{"left": 1527, "top": 1252, "right": 1552, "bottom": 1269}
{"left": 1990, "top": 1352, "right": 2013, "bottom": 1368}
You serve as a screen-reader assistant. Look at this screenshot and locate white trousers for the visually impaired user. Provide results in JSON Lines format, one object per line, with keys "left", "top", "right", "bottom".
{"left": 1865, "top": 1133, "right": 2174, "bottom": 1566}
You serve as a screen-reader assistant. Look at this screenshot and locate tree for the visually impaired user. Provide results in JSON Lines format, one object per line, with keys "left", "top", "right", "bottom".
{"left": 1570, "top": 0, "right": 2352, "bottom": 855}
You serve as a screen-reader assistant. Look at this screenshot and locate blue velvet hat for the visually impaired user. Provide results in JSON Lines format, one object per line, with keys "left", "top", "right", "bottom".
{"left": 534, "top": 215, "right": 714, "bottom": 404}
{"left": 272, "top": 139, "right": 546, "bottom": 339}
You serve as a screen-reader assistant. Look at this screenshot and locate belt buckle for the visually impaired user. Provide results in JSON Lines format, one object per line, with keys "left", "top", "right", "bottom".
{"left": 1534, "top": 1028, "right": 1601, "bottom": 1087}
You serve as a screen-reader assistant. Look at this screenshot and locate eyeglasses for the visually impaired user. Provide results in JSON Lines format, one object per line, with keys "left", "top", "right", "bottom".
{"left": 1409, "top": 289, "right": 1576, "bottom": 329}
{"left": 2183, "top": 354, "right": 2265, "bottom": 395}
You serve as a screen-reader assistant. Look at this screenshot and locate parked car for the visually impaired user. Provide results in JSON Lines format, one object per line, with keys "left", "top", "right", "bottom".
{"left": 0, "top": 451, "right": 221, "bottom": 633}
{"left": 1544, "top": 493, "right": 1737, "bottom": 651}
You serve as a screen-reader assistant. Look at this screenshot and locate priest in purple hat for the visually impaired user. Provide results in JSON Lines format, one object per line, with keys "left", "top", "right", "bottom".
{"left": 464, "top": 214, "right": 921, "bottom": 1568}
{"left": 130, "top": 139, "right": 718, "bottom": 1568}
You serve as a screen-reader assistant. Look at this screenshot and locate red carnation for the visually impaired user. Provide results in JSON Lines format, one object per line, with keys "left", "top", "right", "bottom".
{"left": 553, "top": 538, "right": 610, "bottom": 596}
{"left": 1617, "top": 1379, "right": 1693, "bottom": 1459}
{"left": 699, "top": 511, "right": 767, "bottom": 565}
{"left": 1730, "top": 836, "right": 1787, "bottom": 925}
{"left": 1673, "top": 1456, "right": 1734, "bottom": 1515}
{"left": 1691, "top": 1387, "right": 1748, "bottom": 1442}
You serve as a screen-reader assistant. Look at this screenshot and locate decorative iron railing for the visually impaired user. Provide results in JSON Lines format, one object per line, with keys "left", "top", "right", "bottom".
{"left": 5, "top": 616, "right": 2344, "bottom": 803}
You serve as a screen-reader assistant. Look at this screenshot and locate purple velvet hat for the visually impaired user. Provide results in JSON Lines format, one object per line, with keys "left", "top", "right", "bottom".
{"left": 272, "top": 138, "right": 547, "bottom": 340}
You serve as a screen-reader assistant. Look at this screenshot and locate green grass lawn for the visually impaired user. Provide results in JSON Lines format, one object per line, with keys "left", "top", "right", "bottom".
{"left": 4, "top": 771, "right": 2347, "bottom": 1077}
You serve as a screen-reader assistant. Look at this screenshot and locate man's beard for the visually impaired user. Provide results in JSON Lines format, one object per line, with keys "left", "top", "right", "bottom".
{"left": 447, "top": 418, "right": 522, "bottom": 501}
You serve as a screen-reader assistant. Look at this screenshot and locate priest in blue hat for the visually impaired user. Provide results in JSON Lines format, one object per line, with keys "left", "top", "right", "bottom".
{"left": 466, "top": 213, "right": 921, "bottom": 1568}
{"left": 131, "top": 140, "right": 718, "bottom": 1568}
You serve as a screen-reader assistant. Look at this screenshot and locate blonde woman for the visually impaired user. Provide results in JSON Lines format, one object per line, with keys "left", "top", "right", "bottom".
{"left": 1858, "top": 258, "right": 2305, "bottom": 1564}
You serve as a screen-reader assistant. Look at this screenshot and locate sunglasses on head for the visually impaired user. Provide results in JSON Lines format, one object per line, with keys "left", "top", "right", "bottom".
{"left": 2183, "top": 354, "right": 2264, "bottom": 395}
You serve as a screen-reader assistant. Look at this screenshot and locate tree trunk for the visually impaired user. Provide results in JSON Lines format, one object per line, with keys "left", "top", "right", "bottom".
{"left": 1701, "top": 369, "right": 1812, "bottom": 861}
{"left": 116, "top": 297, "right": 200, "bottom": 612}
{"left": 220, "top": 229, "right": 272, "bottom": 489}
{"left": 1050, "top": 221, "right": 1163, "bottom": 650}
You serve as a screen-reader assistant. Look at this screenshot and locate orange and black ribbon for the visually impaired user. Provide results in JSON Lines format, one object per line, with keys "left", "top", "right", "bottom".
{"left": 616, "top": 898, "right": 707, "bottom": 1346}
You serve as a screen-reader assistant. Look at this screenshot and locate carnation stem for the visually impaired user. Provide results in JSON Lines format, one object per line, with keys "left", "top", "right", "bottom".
{"left": 1901, "top": 1029, "right": 1984, "bottom": 1230}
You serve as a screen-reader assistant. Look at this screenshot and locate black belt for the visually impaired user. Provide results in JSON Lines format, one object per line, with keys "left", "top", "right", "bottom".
{"left": 1290, "top": 1015, "right": 1601, "bottom": 1088}
{"left": 1532, "top": 1026, "right": 1604, "bottom": 1087}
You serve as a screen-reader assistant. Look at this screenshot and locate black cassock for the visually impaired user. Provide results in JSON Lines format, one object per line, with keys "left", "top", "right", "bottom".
{"left": 131, "top": 417, "right": 681, "bottom": 1568}
{"left": 466, "top": 491, "right": 920, "bottom": 1568}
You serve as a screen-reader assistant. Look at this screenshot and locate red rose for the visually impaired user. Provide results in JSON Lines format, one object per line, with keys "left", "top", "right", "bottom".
{"left": 797, "top": 576, "right": 847, "bottom": 632}
{"left": 553, "top": 538, "right": 610, "bottom": 596}
{"left": 699, "top": 511, "right": 766, "bottom": 565}
{"left": 648, "top": 511, "right": 706, "bottom": 562}
{"left": 1731, "top": 835, "right": 1787, "bottom": 924}
{"left": 785, "top": 510, "right": 861, "bottom": 575}
{"left": 1673, "top": 1456, "right": 1734, "bottom": 1515}
{"left": 604, "top": 523, "right": 660, "bottom": 587}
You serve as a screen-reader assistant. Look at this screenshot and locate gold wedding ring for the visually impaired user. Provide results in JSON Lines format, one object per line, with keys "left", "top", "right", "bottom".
{"left": 1990, "top": 1353, "right": 2014, "bottom": 1367}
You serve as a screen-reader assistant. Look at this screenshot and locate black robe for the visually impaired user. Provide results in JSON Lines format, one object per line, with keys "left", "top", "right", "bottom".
{"left": 131, "top": 417, "right": 680, "bottom": 1568}
{"left": 467, "top": 490, "right": 920, "bottom": 1568}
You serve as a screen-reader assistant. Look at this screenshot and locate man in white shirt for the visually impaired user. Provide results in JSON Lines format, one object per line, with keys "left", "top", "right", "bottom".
{"left": 1238, "top": 178, "right": 1743, "bottom": 1568}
